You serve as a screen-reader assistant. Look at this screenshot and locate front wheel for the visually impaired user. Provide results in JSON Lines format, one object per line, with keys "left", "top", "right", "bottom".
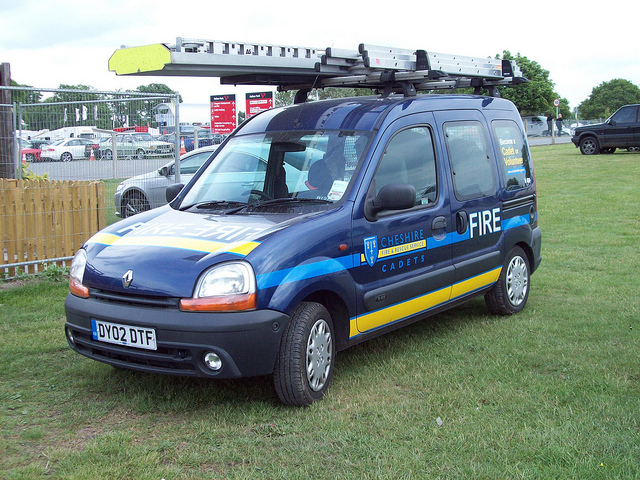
{"left": 273, "top": 302, "right": 334, "bottom": 406}
{"left": 136, "top": 148, "right": 145, "bottom": 160}
{"left": 600, "top": 147, "right": 616, "bottom": 154}
{"left": 579, "top": 137, "right": 599, "bottom": 155}
{"left": 60, "top": 152, "right": 73, "bottom": 162}
{"left": 485, "top": 246, "right": 530, "bottom": 315}
{"left": 121, "top": 190, "right": 150, "bottom": 218}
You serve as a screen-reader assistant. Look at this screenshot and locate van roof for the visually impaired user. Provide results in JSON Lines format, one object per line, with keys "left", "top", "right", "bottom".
{"left": 238, "top": 94, "right": 516, "bottom": 134}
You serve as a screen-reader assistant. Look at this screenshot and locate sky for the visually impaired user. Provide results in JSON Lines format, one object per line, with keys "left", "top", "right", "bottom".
{"left": 1, "top": 0, "right": 638, "bottom": 121}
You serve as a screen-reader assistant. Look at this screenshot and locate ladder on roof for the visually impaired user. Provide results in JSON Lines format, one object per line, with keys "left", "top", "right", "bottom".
{"left": 109, "top": 38, "right": 527, "bottom": 100}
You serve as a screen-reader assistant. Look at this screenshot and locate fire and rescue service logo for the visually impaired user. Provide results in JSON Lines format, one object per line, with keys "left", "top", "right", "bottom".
{"left": 364, "top": 236, "right": 378, "bottom": 267}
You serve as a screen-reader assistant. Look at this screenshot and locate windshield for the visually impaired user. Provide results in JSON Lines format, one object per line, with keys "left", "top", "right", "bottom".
{"left": 132, "top": 133, "right": 156, "bottom": 142}
{"left": 179, "top": 130, "right": 372, "bottom": 211}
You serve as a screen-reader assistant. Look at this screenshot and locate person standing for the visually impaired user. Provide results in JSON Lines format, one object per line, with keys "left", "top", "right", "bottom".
{"left": 546, "top": 113, "right": 554, "bottom": 136}
{"left": 556, "top": 114, "right": 563, "bottom": 136}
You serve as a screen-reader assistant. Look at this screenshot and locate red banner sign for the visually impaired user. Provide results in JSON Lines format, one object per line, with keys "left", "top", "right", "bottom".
{"left": 246, "top": 91, "right": 274, "bottom": 119}
{"left": 210, "top": 94, "right": 236, "bottom": 134}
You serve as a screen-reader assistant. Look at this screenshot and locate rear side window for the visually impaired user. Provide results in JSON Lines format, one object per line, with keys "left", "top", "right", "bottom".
{"left": 492, "top": 120, "right": 533, "bottom": 190}
{"left": 373, "top": 126, "right": 437, "bottom": 205}
{"left": 444, "top": 121, "right": 496, "bottom": 200}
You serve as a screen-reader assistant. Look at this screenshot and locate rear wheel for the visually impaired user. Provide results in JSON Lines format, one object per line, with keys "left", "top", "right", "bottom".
{"left": 25, "top": 153, "right": 36, "bottom": 162}
{"left": 274, "top": 302, "right": 334, "bottom": 406}
{"left": 121, "top": 190, "right": 150, "bottom": 218}
{"left": 136, "top": 148, "right": 145, "bottom": 159}
{"left": 103, "top": 149, "right": 113, "bottom": 160}
{"left": 485, "top": 246, "right": 530, "bottom": 315}
{"left": 60, "top": 152, "right": 73, "bottom": 162}
{"left": 600, "top": 147, "right": 616, "bottom": 154}
{"left": 579, "top": 137, "right": 599, "bottom": 155}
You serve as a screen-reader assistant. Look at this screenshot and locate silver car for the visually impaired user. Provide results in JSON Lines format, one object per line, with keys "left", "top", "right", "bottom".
{"left": 114, "top": 145, "right": 218, "bottom": 217}
{"left": 100, "top": 132, "right": 174, "bottom": 160}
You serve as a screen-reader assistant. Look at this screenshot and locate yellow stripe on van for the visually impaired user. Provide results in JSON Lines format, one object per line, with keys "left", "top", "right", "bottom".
{"left": 86, "top": 234, "right": 260, "bottom": 256}
{"left": 355, "top": 286, "right": 451, "bottom": 336}
{"left": 450, "top": 267, "right": 502, "bottom": 300}
{"left": 351, "top": 267, "right": 502, "bottom": 338}
{"left": 226, "top": 241, "right": 261, "bottom": 256}
{"left": 87, "top": 232, "right": 120, "bottom": 246}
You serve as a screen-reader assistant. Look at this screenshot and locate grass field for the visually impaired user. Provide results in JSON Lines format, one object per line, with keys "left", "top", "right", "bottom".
{"left": 1, "top": 144, "right": 639, "bottom": 479}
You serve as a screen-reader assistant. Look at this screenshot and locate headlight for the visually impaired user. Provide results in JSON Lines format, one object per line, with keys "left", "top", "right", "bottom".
{"left": 180, "top": 261, "right": 257, "bottom": 312}
{"left": 69, "top": 249, "right": 89, "bottom": 298}
{"left": 115, "top": 183, "right": 125, "bottom": 193}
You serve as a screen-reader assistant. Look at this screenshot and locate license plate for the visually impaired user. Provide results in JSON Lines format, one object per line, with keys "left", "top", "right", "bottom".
{"left": 91, "top": 319, "right": 157, "bottom": 350}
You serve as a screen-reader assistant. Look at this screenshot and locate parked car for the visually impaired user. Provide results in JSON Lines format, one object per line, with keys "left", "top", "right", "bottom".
{"left": 183, "top": 131, "right": 224, "bottom": 152}
{"left": 571, "top": 104, "right": 640, "bottom": 154}
{"left": 99, "top": 133, "right": 174, "bottom": 160}
{"left": 21, "top": 146, "right": 42, "bottom": 162}
{"left": 521, "top": 116, "right": 549, "bottom": 137}
{"left": 114, "top": 145, "right": 219, "bottom": 217}
{"left": 40, "top": 138, "right": 98, "bottom": 162}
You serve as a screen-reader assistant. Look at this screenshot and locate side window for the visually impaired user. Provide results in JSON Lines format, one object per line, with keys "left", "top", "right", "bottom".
{"left": 492, "top": 120, "right": 533, "bottom": 190}
{"left": 179, "top": 152, "right": 211, "bottom": 174}
{"left": 373, "top": 126, "right": 437, "bottom": 205}
{"left": 444, "top": 121, "right": 496, "bottom": 200}
{"left": 611, "top": 106, "right": 638, "bottom": 124}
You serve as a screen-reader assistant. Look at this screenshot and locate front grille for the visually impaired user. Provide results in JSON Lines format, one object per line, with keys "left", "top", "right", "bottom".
{"left": 89, "top": 289, "right": 180, "bottom": 309}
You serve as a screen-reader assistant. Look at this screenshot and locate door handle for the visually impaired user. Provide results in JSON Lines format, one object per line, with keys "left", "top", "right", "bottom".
{"left": 456, "top": 211, "right": 468, "bottom": 234}
{"left": 432, "top": 216, "right": 447, "bottom": 231}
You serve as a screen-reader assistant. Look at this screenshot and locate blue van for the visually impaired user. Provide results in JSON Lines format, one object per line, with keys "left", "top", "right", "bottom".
{"left": 65, "top": 94, "right": 542, "bottom": 406}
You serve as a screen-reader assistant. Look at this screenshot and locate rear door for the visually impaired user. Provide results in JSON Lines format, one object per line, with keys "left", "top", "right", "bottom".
{"left": 435, "top": 111, "right": 504, "bottom": 299}
{"left": 351, "top": 114, "right": 454, "bottom": 338}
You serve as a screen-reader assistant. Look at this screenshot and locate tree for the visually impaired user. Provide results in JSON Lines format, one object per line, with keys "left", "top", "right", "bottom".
{"left": 577, "top": 79, "right": 640, "bottom": 120}
{"left": 497, "top": 51, "right": 559, "bottom": 117}
{"left": 126, "top": 83, "right": 180, "bottom": 129}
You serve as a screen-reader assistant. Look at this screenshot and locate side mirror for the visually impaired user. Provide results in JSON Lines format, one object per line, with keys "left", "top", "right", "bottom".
{"left": 166, "top": 183, "right": 184, "bottom": 203}
{"left": 365, "top": 183, "right": 416, "bottom": 221}
{"left": 608, "top": 120, "right": 617, "bottom": 126}
{"left": 159, "top": 166, "right": 169, "bottom": 176}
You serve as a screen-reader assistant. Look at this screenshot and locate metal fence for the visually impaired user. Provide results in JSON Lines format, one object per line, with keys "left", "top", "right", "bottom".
{"left": 1, "top": 86, "right": 183, "bottom": 277}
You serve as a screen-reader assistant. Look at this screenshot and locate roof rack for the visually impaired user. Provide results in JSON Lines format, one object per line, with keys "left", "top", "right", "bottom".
{"left": 109, "top": 38, "right": 527, "bottom": 101}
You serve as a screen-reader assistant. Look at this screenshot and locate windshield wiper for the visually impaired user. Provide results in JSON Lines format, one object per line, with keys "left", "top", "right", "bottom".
{"left": 249, "top": 197, "right": 333, "bottom": 209}
{"left": 180, "top": 200, "right": 248, "bottom": 212}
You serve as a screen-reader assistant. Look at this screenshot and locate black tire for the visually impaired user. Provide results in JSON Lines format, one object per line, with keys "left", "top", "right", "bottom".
{"left": 485, "top": 246, "right": 530, "bottom": 315}
{"left": 25, "top": 153, "right": 36, "bottom": 162}
{"left": 136, "top": 148, "right": 145, "bottom": 160}
{"left": 600, "top": 147, "right": 616, "bottom": 154}
{"left": 103, "top": 149, "right": 113, "bottom": 160}
{"left": 273, "top": 302, "right": 334, "bottom": 406}
{"left": 60, "top": 152, "right": 73, "bottom": 162}
{"left": 121, "top": 190, "right": 150, "bottom": 218}
{"left": 579, "top": 137, "right": 599, "bottom": 155}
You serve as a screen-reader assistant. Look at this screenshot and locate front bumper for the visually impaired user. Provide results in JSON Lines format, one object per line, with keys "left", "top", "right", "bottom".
{"left": 64, "top": 292, "right": 289, "bottom": 378}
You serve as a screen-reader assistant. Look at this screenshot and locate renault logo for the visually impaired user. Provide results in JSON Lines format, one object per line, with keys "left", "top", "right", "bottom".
{"left": 122, "top": 270, "right": 133, "bottom": 288}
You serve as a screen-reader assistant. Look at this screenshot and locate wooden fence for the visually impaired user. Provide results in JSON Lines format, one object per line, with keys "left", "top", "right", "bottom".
{"left": 1, "top": 179, "right": 106, "bottom": 277}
